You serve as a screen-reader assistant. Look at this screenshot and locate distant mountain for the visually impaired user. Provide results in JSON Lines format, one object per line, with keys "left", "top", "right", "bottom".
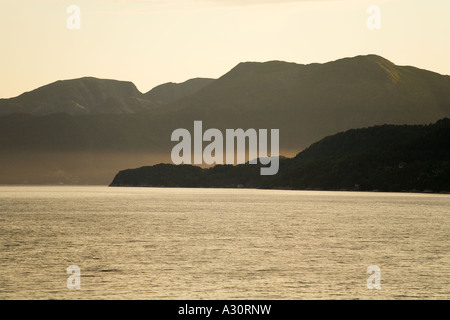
{"left": 162, "top": 54, "right": 450, "bottom": 150}
{"left": 144, "top": 78, "right": 215, "bottom": 105}
{"left": 0, "top": 77, "right": 215, "bottom": 116}
{"left": 110, "top": 119, "right": 450, "bottom": 193}
{"left": 0, "top": 77, "right": 158, "bottom": 115}
{"left": 1, "top": 54, "right": 450, "bottom": 184}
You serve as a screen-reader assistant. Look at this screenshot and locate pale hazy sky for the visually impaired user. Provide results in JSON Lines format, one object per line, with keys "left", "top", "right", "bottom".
{"left": 1, "top": 0, "right": 449, "bottom": 98}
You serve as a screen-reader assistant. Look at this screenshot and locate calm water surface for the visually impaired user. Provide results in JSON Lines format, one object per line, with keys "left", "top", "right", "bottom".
{"left": 0, "top": 186, "right": 448, "bottom": 299}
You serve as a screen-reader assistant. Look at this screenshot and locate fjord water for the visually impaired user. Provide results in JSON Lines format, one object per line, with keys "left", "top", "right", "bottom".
{"left": 0, "top": 186, "right": 448, "bottom": 300}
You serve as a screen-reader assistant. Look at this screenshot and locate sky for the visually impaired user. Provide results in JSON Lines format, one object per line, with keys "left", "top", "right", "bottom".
{"left": 0, "top": 0, "right": 449, "bottom": 98}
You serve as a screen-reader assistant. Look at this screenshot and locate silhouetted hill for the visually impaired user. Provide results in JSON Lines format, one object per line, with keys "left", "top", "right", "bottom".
{"left": 144, "top": 78, "right": 215, "bottom": 105}
{"left": 110, "top": 163, "right": 264, "bottom": 188}
{"left": 0, "top": 77, "right": 158, "bottom": 115}
{"left": 265, "top": 118, "right": 450, "bottom": 192}
{"left": 110, "top": 119, "right": 450, "bottom": 193}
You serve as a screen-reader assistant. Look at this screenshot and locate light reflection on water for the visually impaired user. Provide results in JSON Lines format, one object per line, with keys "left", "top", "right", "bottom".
{"left": 0, "top": 186, "right": 449, "bottom": 299}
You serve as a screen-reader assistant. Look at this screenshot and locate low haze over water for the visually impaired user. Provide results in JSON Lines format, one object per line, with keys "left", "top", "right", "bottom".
{"left": 0, "top": 186, "right": 448, "bottom": 299}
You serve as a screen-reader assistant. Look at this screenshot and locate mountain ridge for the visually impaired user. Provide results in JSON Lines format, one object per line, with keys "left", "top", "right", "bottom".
{"left": 1, "top": 54, "right": 450, "bottom": 184}
{"left": 158, "top": 54, "right": 450, "bottom": 150}
{"left": 0, "top": 76, "right": 216, "bottom": 116}
{"left": 0, "top": 77, "right": 155, "bottom": 115}
{"left": 143, "top": 78, "right": 215, "bottom": 105}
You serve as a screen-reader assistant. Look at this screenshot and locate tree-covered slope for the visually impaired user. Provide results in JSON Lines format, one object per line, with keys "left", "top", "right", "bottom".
{"left": 110, "top": 119, "right": 450, "bottom": 193}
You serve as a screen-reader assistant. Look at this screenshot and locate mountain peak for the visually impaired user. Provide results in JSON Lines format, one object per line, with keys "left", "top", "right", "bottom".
{"left": 221, "top": 54, "right": 399, "bottom": 83}
{"left": 226, "top": 60, "right": 298, "bottom": 75}
{"left": 0, "top": 77, "right": 154, "bottom": 115}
